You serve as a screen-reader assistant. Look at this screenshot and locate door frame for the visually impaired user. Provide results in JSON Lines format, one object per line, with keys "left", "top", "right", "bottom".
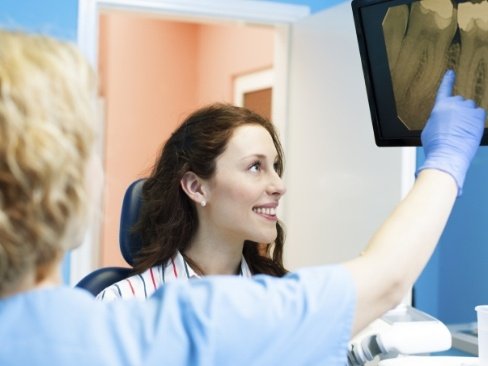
{"left": 233, "top": 68, "right": 274, "bottom": 108}
{"left": 78, "top": 0, "right": 309, "bottom": 67}
{"left": 73, "top": 0, "right": 310, "bottom": 284}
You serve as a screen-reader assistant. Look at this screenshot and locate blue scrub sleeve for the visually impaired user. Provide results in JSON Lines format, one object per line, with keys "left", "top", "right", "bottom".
{"left": 140, "top": 264, "right": 356, "bottom": 366}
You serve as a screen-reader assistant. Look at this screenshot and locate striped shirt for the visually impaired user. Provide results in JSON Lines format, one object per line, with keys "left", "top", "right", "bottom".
{"left": 96, "top": 251, "right": 252, "bottom": 302}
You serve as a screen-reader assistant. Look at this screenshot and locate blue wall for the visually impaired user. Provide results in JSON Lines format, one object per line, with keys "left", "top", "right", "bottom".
{"left": 0, "top": 0, "right": 78, "bottom": 40}
{"left": 415, "top": 147, "right": 488, "bottom": 324}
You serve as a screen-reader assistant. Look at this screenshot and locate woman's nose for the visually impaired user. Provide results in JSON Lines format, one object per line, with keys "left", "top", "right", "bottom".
{"left": 267, "top": 171, "right": 286, "bottom": 197}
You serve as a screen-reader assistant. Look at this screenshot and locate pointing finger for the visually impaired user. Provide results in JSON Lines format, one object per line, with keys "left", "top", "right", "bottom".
{"left": 436, "top": 69, "right": 455, "bottom": 102}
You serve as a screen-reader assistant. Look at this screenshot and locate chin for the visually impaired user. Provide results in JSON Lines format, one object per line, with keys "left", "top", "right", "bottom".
{"left": 253, "top": 231, "right": 277, "bottom": 245}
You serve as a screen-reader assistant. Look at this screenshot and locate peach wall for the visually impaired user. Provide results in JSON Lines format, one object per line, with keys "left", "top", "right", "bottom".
{"left": 196, "top": 23, "right": 274, "bottom": 105}
{"left": 99, "top": 14, "right": 274, "bottom": 267}
{"left": 99, "top": 14, "right": 199, "bottom": 266}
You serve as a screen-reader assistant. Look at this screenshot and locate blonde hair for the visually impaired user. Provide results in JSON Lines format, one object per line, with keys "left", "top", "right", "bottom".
{"left": 0, "top": 30, "right": 96, "bottom": 295}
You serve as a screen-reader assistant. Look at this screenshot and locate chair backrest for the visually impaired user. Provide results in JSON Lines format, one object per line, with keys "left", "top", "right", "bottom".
{"left": 119, "top": 178, "right": 144, "bottom": 266}
{"left": 76, "top": 179, "right": 146, "bottom": 295}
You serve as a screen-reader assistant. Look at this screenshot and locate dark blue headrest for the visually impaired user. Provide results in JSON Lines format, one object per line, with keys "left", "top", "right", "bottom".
{"left": 76, "top": 267, "right": 133, "bottom": 296}
{"left": 119, "top": 178, "right": 145, "bottom": 266}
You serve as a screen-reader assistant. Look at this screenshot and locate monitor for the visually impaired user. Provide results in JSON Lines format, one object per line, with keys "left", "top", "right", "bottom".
{"left": 351, "top": 0, "right": 488, "bottom": 146}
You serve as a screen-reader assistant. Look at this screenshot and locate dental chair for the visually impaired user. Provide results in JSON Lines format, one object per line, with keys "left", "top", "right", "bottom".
{"left": 75, "top": 178, "right": 145, "bottom": 296}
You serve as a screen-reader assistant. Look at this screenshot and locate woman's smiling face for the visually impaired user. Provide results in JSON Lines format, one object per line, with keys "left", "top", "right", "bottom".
{"left": 203, "top": 124, "right": 286, "bottom": 245}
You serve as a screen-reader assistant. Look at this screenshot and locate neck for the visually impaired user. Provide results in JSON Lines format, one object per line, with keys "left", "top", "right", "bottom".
{"left": 36, "top": 262, "right": 62, "bottom": 288}
{"left": 0, "top": 261, "right": 61, "bottom": 299}
{"left": 184, "top": 234, "right": 243, "bottom": 276}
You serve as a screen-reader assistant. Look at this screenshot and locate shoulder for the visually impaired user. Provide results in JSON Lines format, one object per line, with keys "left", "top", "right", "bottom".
{"left": 255, "top": 264, "right": 356, "bottom": 324}
{"left": 0, "top": 287, "right": 167, "bottom": 364}
{"left": 177, "top": 265, "right": 356, "bottom": 365}
{"left": 290, "top": 264, "right": 356, "bottom": 302}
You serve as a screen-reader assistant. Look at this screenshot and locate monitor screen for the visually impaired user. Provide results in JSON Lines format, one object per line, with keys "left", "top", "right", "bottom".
{"left": 351, "top": 0, "right": 488, "bottom": 146}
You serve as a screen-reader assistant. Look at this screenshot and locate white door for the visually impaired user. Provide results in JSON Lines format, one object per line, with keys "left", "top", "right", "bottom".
{"left": 283, "top": 2, "right": 415, "bottom": 269}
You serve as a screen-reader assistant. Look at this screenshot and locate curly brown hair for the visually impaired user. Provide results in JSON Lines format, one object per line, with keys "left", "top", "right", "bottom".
{"left": 0, "top": 31, "right": 96, "bottom": 296}
{"left": 133, "top": 103, "right": 287, "bottom": 277}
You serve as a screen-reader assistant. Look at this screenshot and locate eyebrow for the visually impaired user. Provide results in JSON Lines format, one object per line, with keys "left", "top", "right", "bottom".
{"left": 241, "top": 154, "right": 279, "bottom": 162}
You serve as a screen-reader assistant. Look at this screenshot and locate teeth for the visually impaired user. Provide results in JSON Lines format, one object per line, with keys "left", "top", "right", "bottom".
{"left": 253, "top": 207, "right": 276, "bottom": 216}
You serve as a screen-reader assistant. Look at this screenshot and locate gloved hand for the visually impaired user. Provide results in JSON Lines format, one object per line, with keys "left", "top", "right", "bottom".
{"left": 417, "top": 69, "right": 486, "bottom": 196}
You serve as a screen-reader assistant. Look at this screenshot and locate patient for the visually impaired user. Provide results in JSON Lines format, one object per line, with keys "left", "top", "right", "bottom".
{"left": 0, "top": 29, "right": 485, "bottom": 366}
{"left": 97, "top": 104, "right": 288, "bottom": 301}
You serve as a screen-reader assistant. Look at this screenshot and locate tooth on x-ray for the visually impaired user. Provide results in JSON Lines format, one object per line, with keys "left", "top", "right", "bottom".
{"left": 455, "top": 1, "right": 488, "bottom": 113}
{"left": 383, "top": 0, "right": 458, "bottom": 131}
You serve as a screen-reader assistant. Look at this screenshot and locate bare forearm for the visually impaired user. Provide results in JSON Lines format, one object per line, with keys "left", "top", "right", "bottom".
{"left": 345, "top": 169, "right": 457, "bottom": 334}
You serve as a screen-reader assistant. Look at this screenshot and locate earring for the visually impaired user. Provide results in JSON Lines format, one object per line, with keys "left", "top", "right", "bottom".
{"left": 200, "top": 200, "right": 206, "bottom": 207}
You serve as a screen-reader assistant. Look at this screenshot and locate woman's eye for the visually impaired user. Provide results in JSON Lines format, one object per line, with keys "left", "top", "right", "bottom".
{"left": 273, "top": 162, "right": 280, "bottom": 173}
{"left": 250, "top": 161, "right": 261, "bottom": 172}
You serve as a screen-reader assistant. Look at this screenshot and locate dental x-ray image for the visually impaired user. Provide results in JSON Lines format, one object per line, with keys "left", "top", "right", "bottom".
{"left": 352, "top": 0, "right": 488, "bottom": 146}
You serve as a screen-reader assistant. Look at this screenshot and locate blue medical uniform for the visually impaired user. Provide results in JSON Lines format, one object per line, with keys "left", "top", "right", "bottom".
{"left": 0, "top": 265, "right": 355, "bottom": 366}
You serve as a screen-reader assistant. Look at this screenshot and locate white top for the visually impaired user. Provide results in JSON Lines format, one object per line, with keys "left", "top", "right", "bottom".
{"left": 97, "top": 251, "right": 252, "bottom": 301}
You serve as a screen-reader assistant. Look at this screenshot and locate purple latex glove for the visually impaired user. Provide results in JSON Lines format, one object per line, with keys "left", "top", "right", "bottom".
{"left": 417, "top": 70, "right": 486, "bottom": 196}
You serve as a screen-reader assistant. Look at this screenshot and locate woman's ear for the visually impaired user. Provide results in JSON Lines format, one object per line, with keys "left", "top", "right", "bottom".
{"left": 180, "top": 171, "right": 206, "bottom": 205}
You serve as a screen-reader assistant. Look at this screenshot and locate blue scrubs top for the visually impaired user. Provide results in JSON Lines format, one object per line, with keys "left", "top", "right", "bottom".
{"left": 0, "top": 265, "right": 355, "bottom": 366}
